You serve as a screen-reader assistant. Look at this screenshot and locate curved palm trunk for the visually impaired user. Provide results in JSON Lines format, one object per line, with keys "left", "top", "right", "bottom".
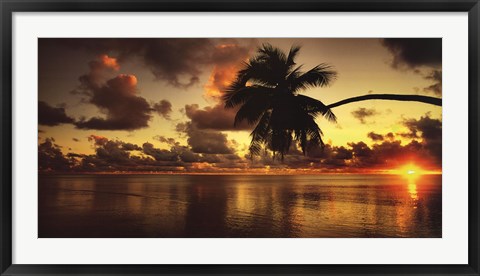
{"left": 326, "top": 94, "right": 442, "bottom": 109}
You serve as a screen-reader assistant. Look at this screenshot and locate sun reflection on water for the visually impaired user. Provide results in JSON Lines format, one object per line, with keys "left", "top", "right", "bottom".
{"left": 407, "top": 177, "right": 418, "bottom": 201}
{"left": 402, "top": 169, "right": 420, "bottom": 204}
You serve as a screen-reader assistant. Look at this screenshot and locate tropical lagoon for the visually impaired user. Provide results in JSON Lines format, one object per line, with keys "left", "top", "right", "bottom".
{"left": 39, "top": 174, "right": 441, "bottom": 238}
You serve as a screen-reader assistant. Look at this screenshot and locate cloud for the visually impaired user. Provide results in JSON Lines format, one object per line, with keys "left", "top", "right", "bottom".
{"left": 75, "top": 54, "right": 121, "bottom": 89}
{"left": 153, "top": 135, "right": 178, "bottom": 146}
{"left": 87, "top": 135, "right": 109, "bottom": 146}
{"left": 176, "top": 122, "right": 235, "bottom": 154}
{"left": 88, "top": 134, "right": 141, "bottom": 154}
{"left": 152, "top": 100, "right": 173, "bottom": 120}
{"left": 365, "top": 131, "right": 395, "bottom": 143}
{"left": 121, "top": 142, "right": 142, "bottom": 151}
{"left": 39, "top": 133, "right": 245, "bottom": 173}
{"left": 367, "top": 132, "right": 384, "bottom": 141}
{"left": 403, "top": 114, "right": 441, "bottom": 141}
{"left": 38, "top": 138, "right": 75, "bottom": 172}
{"left": 56, "top": 38, "right": 257, "bottom": 89}
{"left": 345, "top": 114, "right": 441, "bottom": 169}
{"left": 73, "top": 56, "right": 153, "bottom": 130}
{"left": 401, "top": 114, "right": 442, "bottom": 165}
{"left": 385, "top": 132, "right": 395, "bottom": 141}
{"left": 86, "top": 135, "right": 142, "bottom": 165}
{"left": 381, "top": 39, "right": 442, "bottom": 96}
{"left": 381, "top": 38, "right": 442, "bottom": 69}
{"left": 141, "top": 39, "right": 214, "bottom": 88}
{"left": 423, "top": 69, "right": 442, "bottom": 96}
{"left": 38, "top": 101, "right": 74, "bottom": 126}
{"left": 203, "top": 43, "right": 253, "bottom": 100}
{"left": 142, "top": 142, "right": 178, "bottom": 162}
{"left": 78, "top": 136, "right": 184, "bottom": 172}
{"left": 97, "top": 54, "right": 120, "bottom": 70}
{"left": 351, "top": 108, "right": 379, "bottom": 124}
{"left": 185, "top": 104, "right": 251, "bottom": 131}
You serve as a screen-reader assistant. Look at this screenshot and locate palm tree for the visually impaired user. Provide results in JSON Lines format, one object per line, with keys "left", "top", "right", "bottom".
{"left": 223, "top": 44, "right": 441, "bottom": 160}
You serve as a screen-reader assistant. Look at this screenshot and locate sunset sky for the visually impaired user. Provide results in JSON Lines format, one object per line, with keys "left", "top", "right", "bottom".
{"left": 38, "top": 38, "right": 442, "bottom": 174}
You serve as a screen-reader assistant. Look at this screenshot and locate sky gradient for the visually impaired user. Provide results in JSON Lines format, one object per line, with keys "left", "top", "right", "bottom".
{"left": 38, "top": 38, "right": 442, "bottom": 174}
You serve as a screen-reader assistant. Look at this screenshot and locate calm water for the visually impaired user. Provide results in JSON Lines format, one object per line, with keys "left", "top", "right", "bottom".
{"left": 39, "top": 174, "right": 441, "bottom": 238}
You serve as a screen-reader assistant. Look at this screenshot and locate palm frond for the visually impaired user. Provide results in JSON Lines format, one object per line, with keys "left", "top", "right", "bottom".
{"left": 286, "top": 65, "right": 304, "bottom": 87}
{"left": 295, "top": 94, "right": 337, "bottom": 123}
{"left": 291, "top": 64, "right": 337, "bottom": 92}
{"left": 238, "top": 59, "right": 280, "bottom": 87}
{"left": 234, "top": 93, "right": 271, "bottom": 126}
{"left": 270, "top": 129, "right": 293, "bottom": 160}
{"left": 223, "top": 85, "right": 275, "bottom": 109}
{"left": 286, "top": 45, "right": 301, "bottom": 68}
{"left": 305, "top": 115, "right": 325, "bottom": 149}
{"left": 249, "top": 111, "right": 272, "bottom": 157}
{"left": 294, "top": 129, "right": 308, "bottom": 154}
{"left": 257, "top": 43, "right": 287, "bottom": 65}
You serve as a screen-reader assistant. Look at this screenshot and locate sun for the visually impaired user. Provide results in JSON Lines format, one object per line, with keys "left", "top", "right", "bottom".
{"left": 396, "top": 163, "right": 424, "bottom": 176}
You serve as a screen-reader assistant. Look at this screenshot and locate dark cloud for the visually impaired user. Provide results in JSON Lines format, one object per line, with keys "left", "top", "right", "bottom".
{"left": 381, "top": 39, "right": 442, "bottom": 97}
{"left": 367, "top": 132, "right": 384, "bottom": 141}
{"left": 88, "top": 135, "right": 109, "bottom": 146}
{"left": 89, "top": 135, "right": 141, "bottom": 151}
{"left": 203, "top": 42, "right": 254, "bottom": 100}
{"left": 351, "top": 108, "right": 379, "bottom": 124}
{"left": 423, "top": 69, "right": 442, "bottom": 96}
{"left": 55, "top": 38, "right": 257, "bottom": 89}
{"left": 312, "top": 144, "right": 353, "bottom": 168}
{"left": 176, "top": 122, "right": 235, "bottom": 154}
{"left": 153, "top": 100, "right": 173, "bottom": 120}
{"left": 249, "top": 113, "right": 441, "bottom": 171}
{"left": 74, "top": 61, "right": 152, "bottom": 130}
{"left": 381, "top": 38, "right": 442, "bottom": 69}
{"left": 122, "top": 142, "right": 142, "bottom": 151}
{"left": 141, "top": 39, "right": 213, "bottom": 88}
{"left": 345, "top": 114, "right": 441, "bottom": 169}
{"left": 38, "top": 138, "right": 75, "bottom": 172}
{"left": 72, "top": 138, "right": 80, "bottom": 142}
{"left": 38, "top": 101, "right": 74, "bottom": 126}
{"left": 70, "top": 54, "right": 121, "bottom": 99}
{"left": 185, "top": 104, "right": 251, "bottom": 131}
{"left": 385, "top": 132, "right": 395, "bottom": 141}
{"left": 39, "top": 134, "right": 244, "bottom": 173}
{"left": 401, "top": 114, "right": 442, "bottom": 165}
{"left": 153, "top": 135, "right": 178, "bottom": 146}
{"left": 85, "top": 135, "right": 143, "bottom": 166}
{"left": 142, "top": 142, "right": 178, "bottom": 162}
{"left": 78, "top": 136, "right": 183, "bottom": 172}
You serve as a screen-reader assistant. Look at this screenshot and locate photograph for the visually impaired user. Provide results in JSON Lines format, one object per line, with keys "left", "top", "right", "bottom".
{"left": 38, "top": 38, "right": 442, "bottom": 238}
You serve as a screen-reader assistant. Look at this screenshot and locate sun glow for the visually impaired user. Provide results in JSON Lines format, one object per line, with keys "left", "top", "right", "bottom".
{"left": 393, "top": 163, "right": 426, "bottom": 177}
{"left": 395, "top": 163, "right": 422, "bottom": 201}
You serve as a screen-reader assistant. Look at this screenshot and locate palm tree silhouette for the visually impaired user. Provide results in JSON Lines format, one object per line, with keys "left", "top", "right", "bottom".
{"left": 223, "top": 44, "right": 441, "bottom": 160}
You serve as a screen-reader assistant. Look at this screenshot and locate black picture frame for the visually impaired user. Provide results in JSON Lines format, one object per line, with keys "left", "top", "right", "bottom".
{"left": 1, "top": 0, "right": 479, "bottom": 275}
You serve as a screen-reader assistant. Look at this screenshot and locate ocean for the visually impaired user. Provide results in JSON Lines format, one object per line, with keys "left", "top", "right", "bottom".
{"left": 38, "top": 174, "right": 441, "bottom": 238}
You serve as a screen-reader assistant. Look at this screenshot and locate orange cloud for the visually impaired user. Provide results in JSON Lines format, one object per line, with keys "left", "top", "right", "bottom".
{"left": 203, "top": 44, "right": 251, "bottom": 101}
{"left": 99, "top": 54, "right": 120, "bottom": 71}
{"left": 116, "top": 74, "right": 138, "bottom": 88}
{"left": 191, "top": 162, "right": 215, "bottom": 170}
{"left": 87, "top": 135, "right": 108, "bottom": 146}
{"left": 204, "top": 67, "right": 238, "bottom": 100}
